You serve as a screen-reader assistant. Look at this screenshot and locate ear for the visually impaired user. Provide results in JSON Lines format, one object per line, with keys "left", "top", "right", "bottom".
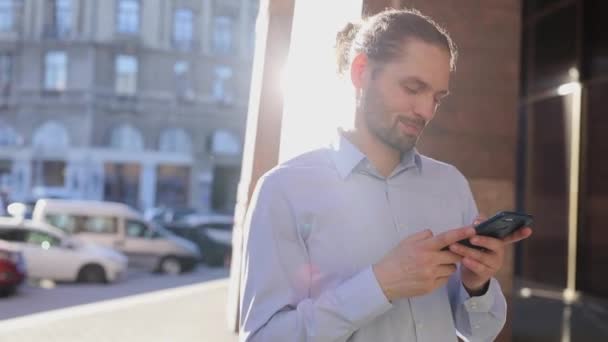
{"left": 350, "top": 53, "right": 369, "bottom": 90}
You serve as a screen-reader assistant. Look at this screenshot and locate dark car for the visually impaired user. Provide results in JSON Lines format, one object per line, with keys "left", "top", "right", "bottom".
{"left": 165, "top": 214, "right": 233, "bottom": 267}
{"left": 0, "top": 240, "right": 26, "bottom": 296}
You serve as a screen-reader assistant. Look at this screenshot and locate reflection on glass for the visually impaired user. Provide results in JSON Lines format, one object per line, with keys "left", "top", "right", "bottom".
{"left": 523, "top": 95, "right": 572, "bottom": 288}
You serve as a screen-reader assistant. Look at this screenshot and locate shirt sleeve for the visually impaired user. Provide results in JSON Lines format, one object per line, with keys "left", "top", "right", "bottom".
{"left": 447, "top": 168, "right": 507, "bottom": 341}
{"left": 239, "top": 173, "right": 393, "bottom": 342}
{"left": 448, "top": 268, "right": 507, "bottom": 341}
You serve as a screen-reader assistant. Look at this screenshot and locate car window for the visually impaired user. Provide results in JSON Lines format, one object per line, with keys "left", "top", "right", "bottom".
{"left": 82, "top": 216, "right": 117, "bottom": 234}
{"left": 0, "top": 228, "right": 27, "bottom": 242}
{"left": 25, "top": 230, "right": 61, "bottom": 248}
{"left": 126, "top": 220, "right": 156, "bottom": 238}
{"left": 46, "top": 214, "right": 78, "bottom": 233}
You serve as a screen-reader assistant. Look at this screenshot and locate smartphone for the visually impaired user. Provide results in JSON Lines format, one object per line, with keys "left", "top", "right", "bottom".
{"left": 459, "top": 211, "right": 533, "bottom": 250}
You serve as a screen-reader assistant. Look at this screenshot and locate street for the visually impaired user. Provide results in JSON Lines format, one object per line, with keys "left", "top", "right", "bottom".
{"left": 0, "top": 266, "right": 238, "bottom": 341}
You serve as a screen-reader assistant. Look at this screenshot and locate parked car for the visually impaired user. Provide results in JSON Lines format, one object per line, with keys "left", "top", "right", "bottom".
{"left": 33, "top": 199, "right": 200, "bottom": 274}
{"left": 0, "top": 240, "right": 26, "bottom": 296}
{"left": 0, "top": 217, "right": 127, "bottom": 284}
{"left": 144, "top": 207, "right": 198, "bottom": 226}
{"left": 165, "top": 215, "right": 233, "bottom": 267}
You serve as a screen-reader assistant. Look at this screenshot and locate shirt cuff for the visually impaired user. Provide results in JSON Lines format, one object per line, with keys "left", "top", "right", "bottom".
{"left": 333, "top": 266, "right": 393, "bottom": 326}
{"left": 459, "top": 278, "right": 500, "bottom": 313}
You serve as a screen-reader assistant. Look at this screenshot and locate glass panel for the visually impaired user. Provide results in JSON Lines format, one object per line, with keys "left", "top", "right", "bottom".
{"left": 587, "top": 0, "right": 608, "bottom": 77}
{"left": 579, "top": 82, "right": 608, "bottom": 299}
{"left": 155, "top": 165, "right": 190, "bottom": 207}
{"left": 115, "top": 55, "right": 137, "bottom": 95}
{"left": 0, "top": 0, "right": 14, "bottom": 32}
{"left": 530, "top": 4, "right": 577, "bottom": 92}
{"left": 117, "top": 0, "right": 139, "bottom": 34}
{"left": 104, "top": 163, "right": 140, "bottom": 208}
{"left": 173, "top": 9, "right": 193, "bottom": 48}
{"left": 522, "top": 95, "right": 572, "bottom": 288}
{"left": 44, "top": 51, "right": 67, "bottom": 91}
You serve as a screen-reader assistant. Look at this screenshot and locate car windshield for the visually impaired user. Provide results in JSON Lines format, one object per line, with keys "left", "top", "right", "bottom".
{"left": 149, "top": 222, "right": 174, "bottom": 238}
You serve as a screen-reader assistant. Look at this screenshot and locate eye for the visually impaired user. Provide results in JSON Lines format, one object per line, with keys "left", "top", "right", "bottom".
{"left": 403, "top": 85, "right": 419, "bottom": 95}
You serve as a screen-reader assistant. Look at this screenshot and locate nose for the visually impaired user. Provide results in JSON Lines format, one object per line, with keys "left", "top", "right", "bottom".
{"left": 413, "top": 94, "right": 437, "bottom": 122}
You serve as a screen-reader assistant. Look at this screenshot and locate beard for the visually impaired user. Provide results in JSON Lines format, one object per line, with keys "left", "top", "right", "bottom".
{"left": 359, "top": 86, "right": 426, "bottom": 154}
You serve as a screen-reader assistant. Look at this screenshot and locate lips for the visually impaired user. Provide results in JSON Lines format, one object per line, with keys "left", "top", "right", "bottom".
{"left": 397, "top": 117, "right": 424, "bottom": 135}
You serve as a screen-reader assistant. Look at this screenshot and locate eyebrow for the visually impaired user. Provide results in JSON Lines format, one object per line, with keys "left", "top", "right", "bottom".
{"left": 402, "top": 77, "right": 450, "bottom": 97}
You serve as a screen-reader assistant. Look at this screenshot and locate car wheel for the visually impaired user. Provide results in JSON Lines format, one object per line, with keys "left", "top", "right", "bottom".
{"left": 159, "top": 256, "right": 182, "bottom": 275}
{"left": 78, "top": 264, "right": 107, "bottom": 283}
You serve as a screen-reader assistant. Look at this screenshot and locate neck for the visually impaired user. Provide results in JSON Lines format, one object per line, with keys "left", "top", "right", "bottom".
{"left": 342, "top": 125, "right": 402, "bottom": 178}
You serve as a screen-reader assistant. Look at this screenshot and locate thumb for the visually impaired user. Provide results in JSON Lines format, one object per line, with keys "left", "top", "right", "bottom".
{"left": 406, "top": 229, "right": 434, "bottom": 242}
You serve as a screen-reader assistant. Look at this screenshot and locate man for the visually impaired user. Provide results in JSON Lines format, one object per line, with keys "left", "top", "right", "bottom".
{"left": 239, "top": 8, "right": 532, "bottom": 341}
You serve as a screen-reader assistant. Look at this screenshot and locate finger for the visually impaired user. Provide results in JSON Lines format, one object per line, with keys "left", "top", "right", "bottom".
{"left": 469, "top": 235, "right": 503, "bottom": 252}
{"left": 406, "top": 229, "right": 434, "bottom": 242}
{"left": 473, "top": 214, "right": 487, "bottom": 225}
{"left": 436, "top": 264, "right": 457, "bottom": 278}
{"left": 503, "top": 227, "right": 533, "bottom": 245}
{"left": 425, "top": 226, "right": 476, "bottom": 250}
{"left": 434, "top": 275, "right": 451, "bottom": 289}
{"left": 462, "top": 257, "right": 491, "bottom": 276}
{"left": 436, "top": 250, "right": 464, "bottom": 265}
{"left": 449, "top": 243, "right": 489, "bottom": 261}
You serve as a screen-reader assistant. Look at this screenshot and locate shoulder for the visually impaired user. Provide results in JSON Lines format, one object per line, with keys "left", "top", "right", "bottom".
{"left": 419, "top": 154, "right": 470, "bottom": 188}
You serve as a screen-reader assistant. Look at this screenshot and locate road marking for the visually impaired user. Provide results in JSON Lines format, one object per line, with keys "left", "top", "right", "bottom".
{"left": 0, "top": 278, "right": 229, "bottom": 332}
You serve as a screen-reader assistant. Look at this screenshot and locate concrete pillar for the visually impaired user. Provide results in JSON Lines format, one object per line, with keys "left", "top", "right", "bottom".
{"left": 226, "top": 0, "right": 296, "bottom": 332}
{"left": 139, "top": 162, "right": 157, "bottom": 211}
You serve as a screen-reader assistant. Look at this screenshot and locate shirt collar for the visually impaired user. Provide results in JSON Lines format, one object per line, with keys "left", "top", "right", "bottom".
{"left": 330, "top": 130, "right": 422, "bottom": 179}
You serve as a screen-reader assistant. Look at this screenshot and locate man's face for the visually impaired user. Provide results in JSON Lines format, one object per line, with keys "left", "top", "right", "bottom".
{"left": 358, "top": 38, "right": 451, "bottom": 153}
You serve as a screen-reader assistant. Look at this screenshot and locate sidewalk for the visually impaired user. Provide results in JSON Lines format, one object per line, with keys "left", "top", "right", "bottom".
{"left": 0, "top": 279, "right": 238, "bottom": 342}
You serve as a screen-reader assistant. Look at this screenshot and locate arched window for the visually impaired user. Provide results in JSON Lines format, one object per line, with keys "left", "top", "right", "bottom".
{"left": 0, "top": 122, "right": 22, "bottom": 146}
{"left": 32, "top": 121, "right": 69, "bottom": 148}
{"left": 109, "top": 124, "right": 144, "bottom": 151}
{"left": 159, "top": 128, "right": 192, "bottom": 154}
{"left": 210, "top": 130, "right": 241, "bottom": 156}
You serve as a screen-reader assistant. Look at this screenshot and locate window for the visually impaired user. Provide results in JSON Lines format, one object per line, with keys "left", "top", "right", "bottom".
{"left": 210, "top": 130, "right": 241, "bottom": 156}
{"left": 26, "top": 230, "right": 61, "bottom": 248}
{"left": 115, "top": 55, "right": 137, "bottom": 95}
{"left": 0, "top": 0, "right": 14, "bottom": 32}
{"left": 44, "top": 51, "right": 67, "bottom": 91}
{"left": 46, "top": 214, "right": 117, "bottom": 234}
{"left": 116, "top": 0, "right": 139, "bottom": 34}
{"left": 173, "top": 9, "right": 193, "bottom": 49}
{"left": 159, "top": 128, "right": 192, "bottom": 154}
{"left": 83, "top": 216, "right": 117, "bottom": 234}
{"left": 109, "top": 124, "right": 143, "bottom": 150}
{"left": 32, "top": 121, "right": 70, "bottom": 148}
{"left": 212, "top": 16, "right": 234, "bottom": 54}
{"left": 174, "top": 61, "right": 193, "bottom": 99}
{"left": 0, "top": 54, "right": 11, "bottom": 95}
{"left": 51, "top": 0, "right": 71, "bottom": 36}
{"left": 212, "top": 65, "right": 233, "bottom": 103}
{"left": 126, "top": 220, "right": 157, "bottom": 238}
{"left": 0, "top": 124, "right": 20, "bottom": 146}
{"left": 46, "top": 214, "right": 77, "bottom": 234}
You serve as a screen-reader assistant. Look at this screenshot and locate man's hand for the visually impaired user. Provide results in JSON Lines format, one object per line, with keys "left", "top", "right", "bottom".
{"left": 373, "top": 226, "right": 476, "bottom": 302}
{"left": 449, "top": 216, "right": 533, "bottom": 295}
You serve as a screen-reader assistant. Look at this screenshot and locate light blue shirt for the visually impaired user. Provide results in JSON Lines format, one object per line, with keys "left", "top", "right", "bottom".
{"left": 239, "top": 133, "right": 507, "bottom": 342}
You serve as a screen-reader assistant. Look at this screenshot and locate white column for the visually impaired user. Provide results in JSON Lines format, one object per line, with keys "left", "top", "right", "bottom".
{"left": 239, "top": 0, "right": 250, "bottom": 59}
{"left": 11, "top": 158, "right": 31, "bottom": 202}
{"left": 139, "top": 162, "right": 156, "bottom": 211}
{"left": 202, "top": 0, "right": 212, "bottom": 54}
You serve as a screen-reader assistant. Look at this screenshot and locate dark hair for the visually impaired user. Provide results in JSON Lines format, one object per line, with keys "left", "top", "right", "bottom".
{"left": 334, "top": 8, "right": 457, "bottom": 75}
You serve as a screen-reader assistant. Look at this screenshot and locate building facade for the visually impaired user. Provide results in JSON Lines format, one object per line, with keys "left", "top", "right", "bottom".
{"left": 0, "top": 0, "right": 258, "bottom": 213}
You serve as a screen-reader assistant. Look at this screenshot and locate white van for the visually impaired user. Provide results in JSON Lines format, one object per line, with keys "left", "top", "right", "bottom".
{"left": 32, "top": 199, "right": 200, "bottom": 274}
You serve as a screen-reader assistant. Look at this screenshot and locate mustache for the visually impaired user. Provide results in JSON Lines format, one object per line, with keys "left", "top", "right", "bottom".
{"left": 396, "top": 115, "right": 426, "bottom": 130}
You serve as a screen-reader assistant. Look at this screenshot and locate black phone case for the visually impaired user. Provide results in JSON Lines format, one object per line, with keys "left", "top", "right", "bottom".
{"left": 459, "top": 211, "right": 533, "bottom": 250}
